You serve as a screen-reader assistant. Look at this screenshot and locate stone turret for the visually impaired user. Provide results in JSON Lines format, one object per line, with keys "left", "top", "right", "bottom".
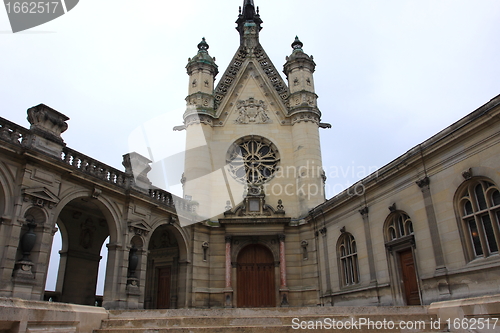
{"left": 183, "top": 39, "right": 218, "bottom": 221}
{"left": 184, "top": 38, "right": 218, "bottom": 124}
{"left": 283, "top": 36, "right": 319, "bottom": 116}
{"left": 284, "top": 38, "right": 325, "bottom": 212}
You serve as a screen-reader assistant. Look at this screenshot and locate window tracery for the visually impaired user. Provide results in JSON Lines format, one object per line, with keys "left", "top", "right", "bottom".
{"left": 337, "top": 233, "right": 359, "bottom": 286}
{"left": 226, "top": 136, "right": 279, "bottom": 185}
{"left": 457, "top": 179, "right": 500, "bottom": 259}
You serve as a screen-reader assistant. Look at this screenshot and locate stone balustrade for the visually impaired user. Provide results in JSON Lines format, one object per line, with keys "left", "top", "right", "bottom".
{"left": 1, "top": 116, "right": 191, "bottom": 213}
{"left": 61, "top": 148, "right": 192, "bottom": 212}
{"left": 149, "top": 188, "right": 191, "bottom": 212}
{"left": 61, "top": 147, "right": 132, "bottom": 188}
{"left": 0, "top": 116, "right": 30, "bottom": 146}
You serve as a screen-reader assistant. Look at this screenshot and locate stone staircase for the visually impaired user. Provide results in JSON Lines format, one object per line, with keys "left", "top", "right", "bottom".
{"left": 94, "top": 306, "right": 448, "bottom": 333}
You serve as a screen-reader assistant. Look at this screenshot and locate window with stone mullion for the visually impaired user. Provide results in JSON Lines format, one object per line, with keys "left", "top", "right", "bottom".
{"left": 338, "top": 233, "right": 359, "bottom": 287}
{"left": 460, "top": 181, "right": 500, "bottom": 259}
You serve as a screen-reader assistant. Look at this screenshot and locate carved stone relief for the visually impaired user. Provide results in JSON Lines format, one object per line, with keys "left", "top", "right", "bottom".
{"left": 80, "top": 218, "right": 96, "bottom": 249}
{"left": 234, "top": 98, "right": 271, "bottom": 124}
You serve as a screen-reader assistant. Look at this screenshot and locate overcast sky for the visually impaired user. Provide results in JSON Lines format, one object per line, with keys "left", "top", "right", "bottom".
{"left": 2, "top": 0, "right": 500, "bottom": 294}
{"left": 2, "top": 0, "right": 500, "bottom": 199}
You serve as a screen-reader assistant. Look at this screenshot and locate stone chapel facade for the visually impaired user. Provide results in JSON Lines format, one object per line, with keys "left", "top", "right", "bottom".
{"left": 0, "top": 0, "right": 499, "bottom": 311}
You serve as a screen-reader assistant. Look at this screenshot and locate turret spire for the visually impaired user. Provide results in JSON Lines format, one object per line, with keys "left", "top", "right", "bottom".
{"left": 236, "top": 0, "right": 262, "bottom": 45}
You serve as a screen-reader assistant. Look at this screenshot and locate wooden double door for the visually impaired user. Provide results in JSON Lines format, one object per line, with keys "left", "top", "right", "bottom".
{"left": 399, "top": 249, "right": 421, "bottom": 305}
{"left": 156, "top": 266, "right": 171, "bottom": 309}
{"left": 237, "top": 244, "right": 276, "bottom": 307}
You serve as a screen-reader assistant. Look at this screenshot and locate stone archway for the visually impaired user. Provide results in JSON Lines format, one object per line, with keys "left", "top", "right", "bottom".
{"left": 144, "top": 224, "right": 185, "bottom": 309}
{"left": 52, "top": 197, "right": 110, "bottom": 306}
{"left": 0, "top": 180, "right": 5, "bottom": 217}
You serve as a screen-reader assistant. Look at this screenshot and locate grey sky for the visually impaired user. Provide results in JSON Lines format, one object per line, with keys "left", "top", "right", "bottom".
{"left": 1, "top": 0, "right": 499, "bottom": 199}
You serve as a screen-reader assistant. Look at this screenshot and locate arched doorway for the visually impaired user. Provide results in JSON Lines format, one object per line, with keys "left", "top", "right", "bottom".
{"left": 384, "top": 211, "right": 421, "bottom": 305}
{"left": 52, "top": 197, "right": 110, "bottom": 306}
{"left": 237, "top": 244, "right": 275, "bottom": 307}
{"left": 145, "top": 225, "right": 181, "bottom": 309}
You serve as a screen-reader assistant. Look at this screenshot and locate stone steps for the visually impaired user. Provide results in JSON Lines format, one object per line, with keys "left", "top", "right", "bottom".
{"left": 94, "top": 306, "right": 448, "bottom": 333}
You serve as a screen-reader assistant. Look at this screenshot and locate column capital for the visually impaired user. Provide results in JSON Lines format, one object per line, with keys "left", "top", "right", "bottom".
{"left": 277, "top": 234, "right": 285, "bottom": 242}
{"left": 359, "top": 206, "right": 369, "bottom": 216}
{"left": 416, "top": 176, "right": 430, "bottom": 189}
{"left": 225, "top": 235, "right": 232, "bottom": 243}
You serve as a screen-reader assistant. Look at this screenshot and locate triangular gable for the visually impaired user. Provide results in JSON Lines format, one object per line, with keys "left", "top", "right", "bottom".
{"left": 214, "top": 45, "right": 290, "bottom": 121}
{"left": 22, "top": 187, "right": 60, "bottom": 207}
{"left": 127, "top": 219, "right": 151, "bottom": 236}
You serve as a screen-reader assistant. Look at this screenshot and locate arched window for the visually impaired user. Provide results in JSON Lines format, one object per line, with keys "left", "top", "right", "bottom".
{"left": 385, "top": 212, "right": 414, "bottom": 242}
{"left": 337, "top": 233, "right": 359, "bottom": 287}
{"left": 457, "top": 179, "right": 500, "bottom": 259}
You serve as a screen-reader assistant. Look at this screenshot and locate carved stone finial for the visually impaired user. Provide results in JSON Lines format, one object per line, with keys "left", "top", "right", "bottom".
{"left": 26, "top": 104, "right": 70, "bottom": 157}
{"left": 27, "top": 104, "right": 69, "bottom": 142}
{"left": 122, "top": 152, "right": 152, "bottom": 191}
{"left": 462, "top": 168, "right": 473, "bottom": 180}
{"left": 276, "top": 199, "right": 284, "bottom": 212}
{"left": 197, "top": 37, "right": 209, "bottom": 52}
{"left": 291, "top": 36, "right": 303, "bottom": 50}
{"left": 225, "top": 200, "right": 232, "bottom": 212}
{"left": 388, "top": 203, "right": 397, "bottom": 212}
{"left": 340, "top": 226, "right": 346, "bottom": 234}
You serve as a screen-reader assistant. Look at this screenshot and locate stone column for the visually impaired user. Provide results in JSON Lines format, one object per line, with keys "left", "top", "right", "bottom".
{"left": 359, "top": 207, "right": 377, "bottom": 284}
{"left": 102, "top": 243, "right": 125, "bottom": 309}
{"left": 416, "top": 176, "right": 450, "bottom": 298}
{"left": 319, "top": 227, "right": 331, "bottom": 299}
{"left": 278, "top": 234, "right": 289, "bottom": 306}
{"left": 416, "top": 177, "right": 446, "bottom": 272}
{"left": 33, "top": 222, "right": 59, "bottom": 300}
{"left": 223, "top": 236, "right": 233, "bottom": 307}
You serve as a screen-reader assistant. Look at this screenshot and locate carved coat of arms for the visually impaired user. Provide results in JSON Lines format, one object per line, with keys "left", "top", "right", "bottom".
{"left": 235, "top": 98, "right": 271, "bottom": 124}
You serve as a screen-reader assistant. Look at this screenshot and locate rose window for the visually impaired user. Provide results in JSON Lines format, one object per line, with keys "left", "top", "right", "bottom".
{"left": 226, "top": 136, "right": 280, "bottom": 184}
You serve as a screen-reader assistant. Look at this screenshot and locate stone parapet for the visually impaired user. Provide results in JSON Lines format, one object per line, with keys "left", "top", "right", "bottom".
{"left": 429, "top": 294, "right": 500, "bottom": 333}
{"left": 0, "top": 297, "right": 108, "bottom": 333}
